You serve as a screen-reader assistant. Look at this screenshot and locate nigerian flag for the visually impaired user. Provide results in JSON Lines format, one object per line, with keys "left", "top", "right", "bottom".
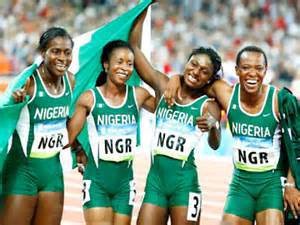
{"left": 0, "top": 0, "right": 152, "bottom": 170}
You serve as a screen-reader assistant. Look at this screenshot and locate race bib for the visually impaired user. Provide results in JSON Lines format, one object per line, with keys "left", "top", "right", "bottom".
{"left": 233, "top": 146, "right": 280, "bottom": 172}
{"left": 128, "top": 180, "right": 136, "bottom": 206}
{"left": 30, "top": 120, "right": 68, "bottom": 158}
{"left": 99, "top": 134, "right": 136, "bottom": 162}
{"left": 187, "top": 192, "right": 202, "bottom": 221}
{"left": 152, "top": 128, "right": 197, "bottom": 161}
{"left": 82, "top": 180, "right": 91, "bottom": 204}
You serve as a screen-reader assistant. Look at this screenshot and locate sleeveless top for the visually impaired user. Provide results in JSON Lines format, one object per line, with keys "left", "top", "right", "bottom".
{"left": 227, "top": 84, "right": 281, "bottom": 172}
{"left": 16, "top": 70, "right": 72, "bottom": 158}
{"left": 152, "top": 95, "right": 209, "bottom": 161}
{"left": 87, "top": 85, "right": 139, "bottom": 166}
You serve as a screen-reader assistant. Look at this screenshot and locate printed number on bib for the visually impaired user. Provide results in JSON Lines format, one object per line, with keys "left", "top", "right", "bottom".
{"left": 233, "top": 146, "right": 280, "bottom": 172}
{"left": 82, "top": 180, "right": 91, "bottom": 204}
{"left": 187, "top": 192, "right": 201, "bottom": 222}
{"left": 99, "top": 135, "right": 136, "bottom": 162}
{"left": 153, "top": 129, "right": 196, "bottom": 161}
{"left": 31, "top": 121, "right": 68, "bottom": 158}
{"left": 129, "top": 180, "right": 136, "bottom": 206}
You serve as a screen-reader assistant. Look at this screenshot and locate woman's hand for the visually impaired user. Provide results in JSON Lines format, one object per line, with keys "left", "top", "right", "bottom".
{"left": 196, "top": 112, "right": 219, "bottom": 133}
{"left": 12, "top": 79, "right": 31, "bottom": 103}
{"left": 76, "top": 148, "right": 88, "bottom": 175}
{"left": 12, "top": 89, "right": 27, "bottom": 103}
{"left": 163, "top": 74, "right": 182, "bottom": 107}
{"left": 284, "top": 183, "right": 300, "bottom": 219}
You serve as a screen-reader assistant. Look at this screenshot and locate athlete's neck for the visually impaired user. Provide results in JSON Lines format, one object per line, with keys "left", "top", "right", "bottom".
{"left": 240, "top": 85, "right": 266, "bottom": 113}
{"left": 179, "top": 80, "right": 203, "bottom": 104}
{"left": 99, "top": 82, "right": 126, "bottom": 107}
{"left": 39, "top": 64, "right": 63, "bottom": 94}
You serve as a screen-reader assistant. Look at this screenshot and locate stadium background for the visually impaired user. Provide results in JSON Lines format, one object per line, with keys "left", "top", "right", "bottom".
{"left": 0, "top": 0, "right": 299, "bottom": 224}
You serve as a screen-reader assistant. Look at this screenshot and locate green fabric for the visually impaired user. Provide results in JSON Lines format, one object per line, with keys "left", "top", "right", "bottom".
{"left": 25, "top": 71, "right": 72, "bottom": 158}
{"left": 0, "top": 0, "right": 152, "bottom": 168}
{"left": 153, "top": 95, "right": 208, "bottom": 161}
{"left": 224, "top": 169, "right": 283, "bottom": 221}
{"left": 88, "top": 86, "right": 139, "bottom": 164}
{"left": 227, "top": 84, "right": 282, "bottom": 172}
{"left": 0, "top": 65, "right": 35, "bottom": 167}
{"left": 83, "top": 158, "right": 133, "bottom": 215}
{"left": 143, "top": 153, "right": 200, "bottom": 208}
{"left": 278, "top": 87, "right": 300, "bottom": 189}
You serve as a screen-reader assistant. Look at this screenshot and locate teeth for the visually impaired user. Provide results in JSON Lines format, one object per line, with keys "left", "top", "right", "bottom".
{"left": 117, "top": 73, "right": 127, "bottom": 78}
{"left": 56, "top": 64, "right": 66, "bottom": 70}
{"left": 246, "top": 79, "right": 257, "bottom": 85}
{"left": 188, "top": 75, "right": 197, "bottom": 83}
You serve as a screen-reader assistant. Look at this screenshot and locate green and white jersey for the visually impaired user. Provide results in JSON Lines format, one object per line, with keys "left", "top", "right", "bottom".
{"left": 227, "top": 84, "right": 281, "bottom": 172}
{"left": 87, "top": 86, "right": 139, "bottom": 165}
{"left": 152, "top": 95, "right": 208, "bottom": 161}
{"left": 15, "top": 70, "right": 72, "bottom": 158}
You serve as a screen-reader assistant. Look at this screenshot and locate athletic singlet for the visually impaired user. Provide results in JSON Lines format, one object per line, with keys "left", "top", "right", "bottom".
{"left": 87, "top": 85, "right": 139, "bottom": 164}
{"left": 152, "top": 95, "right": 208, "bottom": 161}
{"left": 227, "top": 84, "right": 281, "bottom": 172}
{"left": 15, "top": 70, "right": 72, "bottom": 158}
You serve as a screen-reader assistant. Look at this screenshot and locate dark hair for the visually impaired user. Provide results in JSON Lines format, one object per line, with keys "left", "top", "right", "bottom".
{"left": 96, "top": 40, "right": 134, "bottom": 86}
{"left": 38, "top": 27, "right": 74, "bottom": 52}
{"left": 187, "top": 46, "right": 223, "bottom": 82}
{"left": 236, "top": 45, "right": 268, "bottom": 67}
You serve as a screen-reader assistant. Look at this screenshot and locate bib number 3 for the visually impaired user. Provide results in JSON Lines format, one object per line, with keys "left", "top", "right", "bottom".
{"left": 187, "top": 192, "right": 201, "bottom": 222}
{"left": 129, "top": 180, "right": 136, "bottom": 206}
{"left": 82, "top": 180, "right": 91, "bottom": 205}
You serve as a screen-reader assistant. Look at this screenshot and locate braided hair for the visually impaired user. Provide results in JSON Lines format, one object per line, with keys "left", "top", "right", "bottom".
{"left": 187, "top": 46, "right": 223, "bottom": 83}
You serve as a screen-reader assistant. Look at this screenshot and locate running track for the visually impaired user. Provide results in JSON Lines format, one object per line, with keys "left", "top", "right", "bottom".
{"left": 62, "top": 153, "right": 233, "bottom": 225}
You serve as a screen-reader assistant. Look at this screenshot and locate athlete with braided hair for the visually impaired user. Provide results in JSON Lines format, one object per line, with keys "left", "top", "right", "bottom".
{"left": 166, "top": 46, "right": 290, "bottom": 225}
{"left": 130, "top": 8, "right": 222, "bottom": 225}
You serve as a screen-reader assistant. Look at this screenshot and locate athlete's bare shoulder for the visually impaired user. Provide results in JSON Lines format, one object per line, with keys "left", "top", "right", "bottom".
{"left": 134, "top": 86, "right": 152, "bottom": 98}
{"left": 77, "top": 89, "right": 95, "bottom": 111}
{"left": 212, "top": 79, "right": 233, "bottom": 94}
{"left": 134, "top": 86, "right": 156, "bottom": 112}
{"left": 208, "top": 79, "right": 234, "bottom": 111}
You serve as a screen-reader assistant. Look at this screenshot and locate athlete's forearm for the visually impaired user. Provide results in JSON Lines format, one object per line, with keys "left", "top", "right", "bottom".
{"left": 208, "top": 125, "right": 221, "bottom": 150}
{"left": 67, "top": 106, "right": 88, "bottom": 147}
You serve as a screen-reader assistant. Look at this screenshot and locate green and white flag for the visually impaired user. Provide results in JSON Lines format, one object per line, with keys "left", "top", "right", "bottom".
{"left": 0, "top": 0, "right": 152, "bottom": 170}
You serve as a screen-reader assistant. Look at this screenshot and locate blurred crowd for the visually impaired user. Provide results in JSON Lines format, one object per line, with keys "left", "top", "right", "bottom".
{"left": 0, "top": 0, "right": 299, "bottom": 97}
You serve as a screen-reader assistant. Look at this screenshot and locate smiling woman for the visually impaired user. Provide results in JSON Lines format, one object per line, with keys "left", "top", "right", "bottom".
{"left": 2, "top": 27, "right": 75, "bottom": 225}
{"left": 66, "top": 39, "right": 156, "bottom": 225}
{"left": 165, "top": 45, "right": 287, "bottom": 225}
{"left": 129, "top": 8, "right": 222, "bottom": 225}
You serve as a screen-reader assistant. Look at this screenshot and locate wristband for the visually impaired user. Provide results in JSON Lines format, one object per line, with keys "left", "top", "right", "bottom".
{"left": 207, "top": 115, "right": 220, "bottom": 130}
